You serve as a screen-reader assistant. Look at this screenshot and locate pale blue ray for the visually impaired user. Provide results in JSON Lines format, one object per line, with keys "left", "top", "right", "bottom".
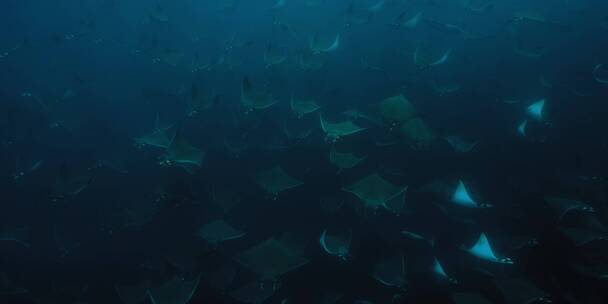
{"left": 465, "top": 233, "right": 513, "bottom": 264}
{"left": 526, "top": 99, "right": 545, "bottom": 121}
{"left": 451, "top": 180, "right": 491, "bottom": 208}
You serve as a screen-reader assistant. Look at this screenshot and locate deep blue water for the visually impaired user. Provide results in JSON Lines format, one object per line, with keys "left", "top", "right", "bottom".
{"left": 1, "top": 1, "right": 608, "bottom": 303}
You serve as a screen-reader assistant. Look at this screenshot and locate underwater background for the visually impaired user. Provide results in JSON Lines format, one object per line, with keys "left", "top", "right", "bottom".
{"left": 2, "top": 0, "right": 608, "bottom": 303}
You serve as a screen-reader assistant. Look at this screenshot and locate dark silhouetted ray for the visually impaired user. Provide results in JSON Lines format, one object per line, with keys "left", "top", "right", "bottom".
{"left": 264, "top": 44, "right": 288, "bottom": 68}
{"left": 198, "top": 219, "right": 246, "bottom": 244}
{"left": 399, "top": 118, "right": 435, "bottom": 149}
{"left": 379, "top": 95, "right": 416, "bottom": 127}
{"left": 254, "top": 166, "right": 302, "bottom": 198}
{"left": 236, "top": 238, "right": 308, "bottom": 281}
{"left": 290, "top": 95, "right": 320, "bottom": 118}
{"left": 241, "top": 77, "right": 278, "bottom": 112}
{"left": 329, "top": 145, "right": 366, "bottom": 171}
{"left": 343, "top": 172, "right": 407, "bottom": 211}
{"left": 163, "top": 127, "right": 204, "bottom": 169}
{"left": 320, "top": 115, "right": 366, "bottom": 142}
{"left": 445, "top": 136, "right": 477, "bottom": 153}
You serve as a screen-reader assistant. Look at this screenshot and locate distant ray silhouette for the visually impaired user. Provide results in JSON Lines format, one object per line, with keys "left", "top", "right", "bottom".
{"left": 343, "top": 172, "right": 407, "bottom": 211}
{"left": 399, "top": 118, "right": 435, "bottom": 149}
{"left": 329, "top": 144, "right": 366, "bottom": 171}
{"left": 299, "top": 49, "right": 325, "bottom": 70}
{"left": 135, "top": 114, "right": 174, "bottom": 148}
{"left": 290, "top": 94, "right": 320, "bottom": 118}
{"left": 309, "top": 32, "right": 340, "bottom": 54}
{"left": 320, "top": 115, "right": 366, "bottom": 142}
{"left": 198, "top": 219, "right": 246, "bottom": 244}
{"left": 163, "top": 126, "right": 205, "bottom": 169}
{"left": 236, "top": 238, "right": 308, "bottom": 281}
{"left": 444, "top": 136, "right": 477, "bottom": 153}
{"left": 264, "top": 44, "right": 288, "bottom": 68}
{"left": 254, "top": 166, "right": 303, "bottom": 199}
{"left": 543, "top": 196, "right": 595, "bottom": 222}
{"left": 517, "top": 120, "right": 528, "bottom": 137}
{"left": 241, "top": 77, "right": 278, "bottom": 112}
{"left": 379, "top": 95, "right": 416, "bottom": 127}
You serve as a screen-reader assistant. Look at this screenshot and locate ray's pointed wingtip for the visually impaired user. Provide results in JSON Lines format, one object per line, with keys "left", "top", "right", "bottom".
{"left": 451, "top": 180, "right": 474, "bottom": 206}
